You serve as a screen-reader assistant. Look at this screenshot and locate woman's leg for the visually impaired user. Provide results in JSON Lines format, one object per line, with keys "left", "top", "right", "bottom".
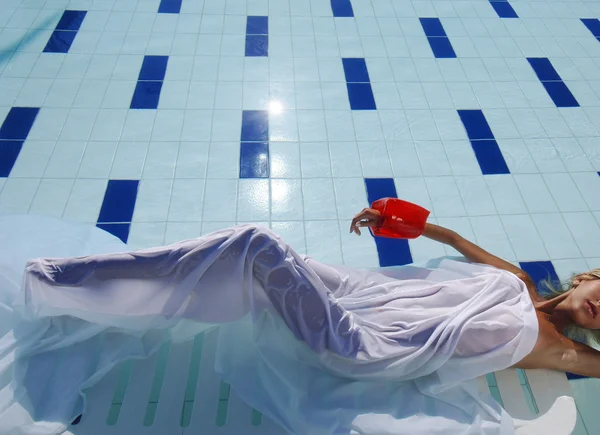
{"left": 24, "top": 225, "right": 363, "bottom": 358}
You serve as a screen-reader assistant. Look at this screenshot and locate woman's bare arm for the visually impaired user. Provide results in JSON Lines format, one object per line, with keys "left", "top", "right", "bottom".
{"left": 517, "top": 317, "right": 600, "bottom": 378}
{"left": 422, "top": 223, "right": 542, "bottom": 302}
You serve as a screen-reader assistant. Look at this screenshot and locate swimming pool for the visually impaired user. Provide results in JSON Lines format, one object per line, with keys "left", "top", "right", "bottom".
{"left": 0, "top": 0, "right": 599, "bottom": 432}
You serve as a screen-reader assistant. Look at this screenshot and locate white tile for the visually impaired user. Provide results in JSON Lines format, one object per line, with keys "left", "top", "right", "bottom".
{"left": 0, "top": 178, "right": 39, "bottom": 213}
{"left": 77, "top": 141, "right": 117, "bottom": 179}
{"left": 165, "top": 222, "right": 203, "bottom": 244}
{"left": 44, "top": 141, "right": 87, "bottom": 178}
{"left": 435, "top": 216, "right": 477, "bottom": 256}
{"left": 329, "top": 141, "right": 363, "bottom": 177}
{"left": 151, "top": 110, "right": 184, "bottom": 141}
{"left": 242, "top": 81, "right": 270, "bottom": 110}
{"left": 305, "top": 220, "right": 343, "bottom": 264}
{"left": 270, "top": 142, "right": 301, "bottom": 178}
{"left": 214, "top": 82, "right": 243, "bottom": 109}
{"left": 409, "top": 233, "right": 447, "bottom": 263}
{"left": 157, "top": 81, "right": 190, "bottom": 109}
{"left": 414, "top": 141, "right": 452, "bottom": 176}
{"left": 352, "top": 111, "right": 384, "bottom": 141}
{"left": 90, "top": 109, "right": 128, "bottom": 141}
{"left": 357, "top": 141, "right": 393, "bottom": 178}
{"left": 26, "top": 108, "right": 69, "bottom": 141}
{"left": 202, "top": 179, "right": 238, "bottom": 221}
{"left": 15, "top": 78, "right": 53, "bottom": 106}
{"left": 443, "top": 139, "right": 481, "bottom": 175}
{"left": 110, "top": 142, "right": 149, "bottom": 179}
{"left": 63, "top": 179, "right": 107, "bottom": 223}
{"left": 181, "top": 110, "right": 213, "bottom": 142}
{"left": 211, "top": 110, "right": 242, "bottom": 141}
{"left": 206, "top": 142, "right": 239, "bottom": 179}
{"left": 470, "top": 215, "right": 517, "bottom": 262}
{"left": 167, "top": 179, "right": 205, "bottom": 222}
{"left": 551, "top": 138, "right": 594, "bottom": 172}
{"left": 142, "top": 142, "right": 178, "bottom": 179}
{"left": 340, "top": 219, "right": 380, "bottom": 267}
{"left": 271, "top": 179, "right": 303, "bottom": 220}
{"left": 297, "top": 110, "right": 327, "bottom": 141}
{"left": 394, "top": 177, "right": 433, "bottom": 212}
{"left": 570, "top": 172, "right": 600, "bottom": 211}
{"left": 300, "top": 142, "right": 332, "bottom": 178}
{"left": 127, "top": 222, "right": 166, "bottom": 249}
{"left": 324, "top": 110, "right": 355, "bottom": 141}
{"left": 132, "top": 179, "right": 172, "bottom": 222}
{"left": 302, "top": 178, "right": 337, "bottom": 220}
{"left": 269, "top": 110, "right": 299, "bottom": 142}
{"left": 500, "top": 214, "right": 548, "bottom": 261}
{"left": 513, "top": 174, "right": 558, "bottom": 214}
{"left": 237, "top": 179, "right": 270, "bottom": 222}
{"left": 542, "top": 173, "right": 588, "bottom": 212}
{"left": 387, "top": 140, "right": 422, "bottom": 177}
{"left": 525, "top": 139, "right": 567, "bottom": 173}
{"left": 121, "top": 110, "right": 156, "bottom": 141}
{"left": 485, "top": 175, "right": 528, "bottom": 214}
{"left": 175, "top": 142, "right": 209, "bottom": 179}
{"left": 333, "top": 178, "right": 370, "bottom": 219}
{"left": 563, "top": 212, "right": 600, "bottom": 258}
{"left": 9, "top": 141, "right": 55, "bottom": 178}
{"left": 73, "top": 79, "right": 109, "bottom": 108}
{"left": 531, "top": 213, "right": 582, "bottom": 260}
{"left": 455, "top": 175, "right": 497, "bottom": 216}
{"left": 508, "top": 108, "right": 547, "bottom": 139}
{"left": 496, "top": 138, "right": 538, "bottom": 174}
{"left": 406, "top": 110, "right": 440, "bottom": 141}
{"left": 425, "top": 176, "right": 466, "bottom": 218}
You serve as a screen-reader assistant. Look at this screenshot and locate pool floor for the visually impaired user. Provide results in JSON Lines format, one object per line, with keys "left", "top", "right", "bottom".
{"left": 1, "top": 0, "right": 599, "bottom": 433}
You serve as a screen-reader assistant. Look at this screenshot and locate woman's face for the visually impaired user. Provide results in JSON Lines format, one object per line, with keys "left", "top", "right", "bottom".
{"left": 568, "top": 278, "right": 600, "bottom": 329}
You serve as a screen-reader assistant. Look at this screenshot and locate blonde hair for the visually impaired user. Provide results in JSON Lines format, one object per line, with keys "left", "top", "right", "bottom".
{"left": 543, "top": 268, "right": 600, "bottom": 349}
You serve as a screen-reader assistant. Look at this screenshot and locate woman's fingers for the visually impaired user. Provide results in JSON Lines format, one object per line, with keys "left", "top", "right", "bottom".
{"left": 350, "top": 209, "right": 380, "bottom": 235}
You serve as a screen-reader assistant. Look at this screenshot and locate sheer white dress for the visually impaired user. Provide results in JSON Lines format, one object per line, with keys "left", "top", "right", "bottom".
{"left": 0, "top": 215, "right": 538, "bottom": 435}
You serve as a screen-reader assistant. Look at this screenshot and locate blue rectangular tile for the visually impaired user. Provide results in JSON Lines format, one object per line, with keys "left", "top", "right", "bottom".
{"left": 527, "top": 58, "right": 561, "bottom": 82}
{"left": 346, "top": 83, "right": 377, "bottom": 110}
{"left": 247, "top": 16, "right": 268, "bottom": 35}
{"left": 138, "top": 56, "right": 169, "bottom": 81}
{"left": 427, "top": 37, "right": 456, "bottom": 58}
{"left": 240, "top": 142, "right": 269, "bottom": 178}
{"left": 98, "top": 180, "right": 139, "bottom": 223}
{"left": 158, "top": 0, "right": 182, "bottom": 13}
{"left": 0, "top": 107, "right": 40, "bottom": 140}
{"left": 519, "top": 261, "right": 560, "bottom": 297}
{"left": 331, "top": 0, "right": 354, "bottom": 17}
{"left": 490, "top": 2, "right": 519, "bottom": 18}
{"left": 43, "top": 30, "right": 77, "bottom": 53}
{"left": 581, "top": 18, "right": 600, "bottom": 37}
{"left": 130, "top": 81, "right": 163, "bottom": 109}
{"left": 420, "top": 18, "right": 447, "bottom": 37}
{"left": 241, "top": 110, "right": 269, "bottom": 142}
{"left": 470, "top": 140, "right": 510, "bottom": 175}
{"left": 0, "top": 141, "right": 24, "bottom": 177}
{"left": 342, "top": 58, "right": 370, "bottom": 83}
{"left": 457, "top": 110, "right": 495, "bottom": 140}
{"left": 56, "top": 10, "right": 87, "bottom": 31}
{"left": 245, "top": 35, "right": 268, "bottom": 57}
{"left": 364, "top": 178, "right": 413, "bottom": 266}
{"left": 542, "top": 81, "right": 580, "bottom": 108}
{"left": 96, "top": 223, "right": 132, "bottom": 243}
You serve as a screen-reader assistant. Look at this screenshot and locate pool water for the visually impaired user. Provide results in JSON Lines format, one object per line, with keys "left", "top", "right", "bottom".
{"left": 1, "top": 0, "right": 599, "bottom": 433}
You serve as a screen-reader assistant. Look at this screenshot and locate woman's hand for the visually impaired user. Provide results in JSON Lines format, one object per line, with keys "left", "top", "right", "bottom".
{"left": 349, "top": 208, "right": 382, "bottom": 235}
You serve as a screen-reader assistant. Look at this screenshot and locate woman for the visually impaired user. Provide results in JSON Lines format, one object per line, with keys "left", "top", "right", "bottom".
{"left": 350, "top": 204, "right": 600, "bottom": 379}
{"left": 0, "top": 200, "right": 598, "bottom": 435}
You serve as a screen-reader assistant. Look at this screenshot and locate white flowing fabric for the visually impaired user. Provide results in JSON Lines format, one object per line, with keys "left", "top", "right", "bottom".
{"left": 0, "top": 215, "right": 539, "bottom": 435}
